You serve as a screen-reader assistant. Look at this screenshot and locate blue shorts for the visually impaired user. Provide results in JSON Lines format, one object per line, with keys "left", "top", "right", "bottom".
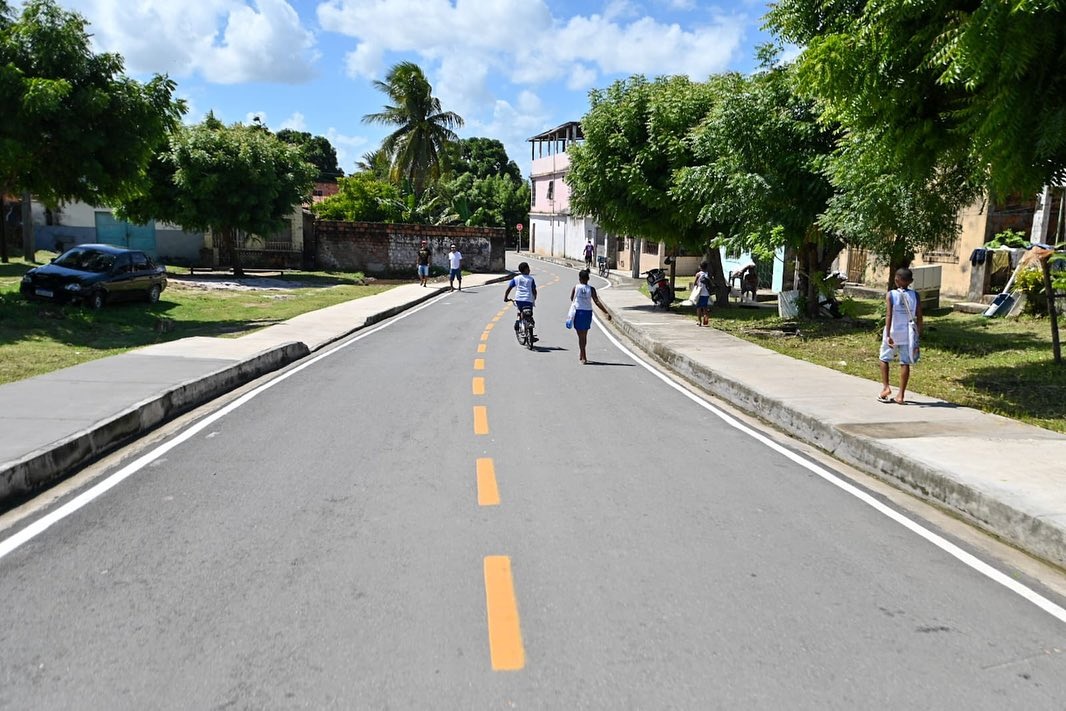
{"left": 417, "top": 265, "right": 429, "bottom": 277}
{"left": 573, "top": 309, "right": 593, "bottom": 330}
{"left": 696, "top": 295, "right": 709, "bottom": 308}
{"left": 449, "top": 268, "right": 462, "bottom": 280}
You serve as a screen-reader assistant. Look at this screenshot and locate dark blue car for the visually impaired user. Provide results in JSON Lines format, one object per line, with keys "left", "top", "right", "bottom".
{"left": 20, "top": 244, "right": 167, "bottom": 309}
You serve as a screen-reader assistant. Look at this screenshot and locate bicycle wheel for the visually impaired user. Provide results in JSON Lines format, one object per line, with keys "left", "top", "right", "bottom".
{"left": 526, "top": 323, "right": 535, "bottom": 350}
{"left": 515, "top": 320, "right": 524, "bottom": 346}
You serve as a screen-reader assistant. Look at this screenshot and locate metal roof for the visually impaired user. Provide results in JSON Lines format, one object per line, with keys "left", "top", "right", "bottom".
{"left": 527, "top": 121, "right": 583, "bottom": 142}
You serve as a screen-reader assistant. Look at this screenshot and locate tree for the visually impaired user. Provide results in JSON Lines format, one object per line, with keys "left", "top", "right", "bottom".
{"left": 672, "top": 63, "right": 842, "bottom": 316}
{"left": 311, "top": 172, "right": 403, "bottom": 223}
{"left": 362, "top": 62, "right": 464, "bottom": 198}
{"left": 440, "top": 137, "right": 529, "bottom": 243}
{"left": 443, "top": 137, "right": 522, "bottom": 183}
{"left": 765, "top": 1, "right": 1061, "bottom": 287}
{"left": 276, "top": 129, "right": 344, "bottom": 182}
{"left": 118, "top": 120, "right": 316, "bottom": 277}
{"left": 355, "top": 148, "right": 392, "bottom": 181}
{"left": 567, "top": 75, "right": 727, "bottom": 301}
{"left": 0, "top": 0, "right": 184, "bottom": 262}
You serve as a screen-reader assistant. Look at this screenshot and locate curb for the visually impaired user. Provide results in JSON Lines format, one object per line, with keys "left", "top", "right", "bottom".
{"left": 605, "top": 300, "right": 1066, "bottom": 570}
{"left": 518, "top": 253, "right": 1066, "bottom": 568}
{"left": 0, "top": 342, "right": 310, "bottom": 502}
{"left": 0, "top": 275, "right": 515, "bottom": 505}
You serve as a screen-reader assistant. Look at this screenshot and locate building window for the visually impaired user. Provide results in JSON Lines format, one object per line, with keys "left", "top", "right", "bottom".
{"left": 616, "top": 237, "right": 626, "bottom": 253}
{"left": 547, "top": 180, "right": 554, "bottom": 201}
{"left": 923, "top": 238, "right": 960, "bottom": 264}
{"left": 642, "top": 240, "right": 660, "bottom": 255}
{"left": 530, "top": 179, "right": 536, "bottom": 206}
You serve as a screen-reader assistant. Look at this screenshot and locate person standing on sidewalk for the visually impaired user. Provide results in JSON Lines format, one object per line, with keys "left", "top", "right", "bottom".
{"left": 416, "top": 240, "right": 431, "bottom": 287}
{"left": 569, "top": 269, "right": 612, "bottom": 364}
{"left": 692, "top": 261, "right": 711, "bottom": 327}
{"left": 448, "top": 244, "right": 463, "bottom": 291}
{"left": 878, "top": 267, "right": 923, "bottom": 404}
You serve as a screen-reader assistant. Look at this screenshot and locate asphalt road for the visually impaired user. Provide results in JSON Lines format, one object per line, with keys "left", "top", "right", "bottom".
{"left": 1, "top": 257, "right": 1065, "bottom": 709}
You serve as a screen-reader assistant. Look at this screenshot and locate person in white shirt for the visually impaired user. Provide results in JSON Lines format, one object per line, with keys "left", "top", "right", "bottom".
{"left": 504, "top": 261, "right": 538, "bottom": 337}
{"left": 568, "top": 269, "right": 612, "bottom": 364}
{"left": 447, "top": 244, "right": 463, "bottom": 291}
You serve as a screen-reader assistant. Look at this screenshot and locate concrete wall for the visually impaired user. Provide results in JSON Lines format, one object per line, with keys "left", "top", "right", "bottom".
{"left": 315, "top": 221, "right": 505, "bottom": 274}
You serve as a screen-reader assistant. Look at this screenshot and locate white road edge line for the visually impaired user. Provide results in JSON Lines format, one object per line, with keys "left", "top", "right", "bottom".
{"left": 592, "top": 299, "right": 1066, "bottom": 626}
{"left": 0, "top": 293, "right": 451, "bottom": 561}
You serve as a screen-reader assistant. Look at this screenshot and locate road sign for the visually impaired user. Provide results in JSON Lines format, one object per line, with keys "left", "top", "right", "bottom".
{"left": 516, "top": 223, "right": 523, "bottom": 231}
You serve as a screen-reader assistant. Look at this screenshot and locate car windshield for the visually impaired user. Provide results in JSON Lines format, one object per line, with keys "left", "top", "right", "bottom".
{"left": 54, "top": 248, "right": 116, "bottom": 273}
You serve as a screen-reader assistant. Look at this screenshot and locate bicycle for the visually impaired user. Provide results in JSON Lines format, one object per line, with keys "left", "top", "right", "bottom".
{"left": 505, "top": 298, "right": 536, "bottom": 350}
{"left": 597, "top": 255, "right": 609, "bottom": 278}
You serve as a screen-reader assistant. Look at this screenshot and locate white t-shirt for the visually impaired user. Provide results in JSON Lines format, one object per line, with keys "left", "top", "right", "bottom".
{"left": 448, "top": 250, "right": 462, "bottom": 269}
{"left": 509, "top": 274, "right": 537, "bottom": 302}
{"left": 573, "top": 283, "right": 593, "bottom": 310}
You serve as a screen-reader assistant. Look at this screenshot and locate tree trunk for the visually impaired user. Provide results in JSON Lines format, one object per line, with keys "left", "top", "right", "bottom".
{"left": 0, "top": 195, "right": 8, "bottom": 264}
{"left": 1042, "top": 258, "right": 1061, "bottom": 364}
{"left": 224, "top": 228, "right": 245, "bottom": 278}
{"left": 21, "top": 192, "right": 34, "bottom": 263}
{"left": 704, "top": 248, "right": 729, "bottom": 307}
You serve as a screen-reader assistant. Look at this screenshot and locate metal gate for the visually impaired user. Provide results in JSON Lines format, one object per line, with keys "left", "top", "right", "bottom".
{"left": 94, "top": 211, "right": 157, "bottom": 256}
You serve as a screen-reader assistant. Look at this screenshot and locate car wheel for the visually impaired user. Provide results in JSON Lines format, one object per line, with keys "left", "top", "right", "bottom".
{"left": 88, "top": 290, "right": 106, "bottom": 310}
{"left": 146, "top": 284, "right": 161, "bottom": 304}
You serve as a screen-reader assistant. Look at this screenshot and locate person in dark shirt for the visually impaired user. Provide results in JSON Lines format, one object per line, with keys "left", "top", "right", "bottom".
{"left": 416, "top": 240, "right": 431, "bottom": 287}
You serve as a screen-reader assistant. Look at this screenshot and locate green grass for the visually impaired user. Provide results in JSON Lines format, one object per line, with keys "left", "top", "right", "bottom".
{"left": 676, "top": 295, "right": 1066, "bottom": 433}
{"left": 0, "top": 255, "right": 394, "bottom": 385}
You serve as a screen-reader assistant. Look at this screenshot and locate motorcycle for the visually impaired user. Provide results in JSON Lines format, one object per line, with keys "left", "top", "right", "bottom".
{"left": 644, "top": 268, "right": 674, "bottom": 309}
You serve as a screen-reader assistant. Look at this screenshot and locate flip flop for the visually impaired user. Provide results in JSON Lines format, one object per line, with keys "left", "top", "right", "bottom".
{"left": 877, "top": 395, "right": 893, "bottom": 403}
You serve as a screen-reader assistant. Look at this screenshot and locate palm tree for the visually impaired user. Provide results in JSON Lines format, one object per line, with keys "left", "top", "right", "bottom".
{"left": 355, "top": 148, "right": 392, "bottom": 180}
{"left": 362, "top": 62, "right": 464, "bottom": 198}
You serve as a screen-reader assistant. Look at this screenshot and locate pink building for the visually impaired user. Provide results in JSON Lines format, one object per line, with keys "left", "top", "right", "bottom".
{"left": 527, "top": 122, "right": 620, "bottom": 266}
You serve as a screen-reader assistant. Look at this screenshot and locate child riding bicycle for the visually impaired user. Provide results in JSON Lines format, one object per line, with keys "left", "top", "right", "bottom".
{"left": 504, "top": 262, "right": 538, "bottom": 336}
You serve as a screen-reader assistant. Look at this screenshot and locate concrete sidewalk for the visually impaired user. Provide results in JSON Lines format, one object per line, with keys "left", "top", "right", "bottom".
{"left": 560, "top": 256, "right": 1065, "bottom": 570}
{"left": 0, "top": 274, "right": 507, "bottom": 502}
{"left": 3, "top": 257, "right": 1065, "bottom": 572}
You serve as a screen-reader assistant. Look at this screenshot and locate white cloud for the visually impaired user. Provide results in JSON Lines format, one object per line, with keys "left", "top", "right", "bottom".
{"left": 280, "top": 112, "right": 308, "bottom": 131}
{"left": 566, "top": 64, "right": 599, "bottom": 92}
{"left": 65, "top": 0, "right": 319, "bottom": 84}
{"left": 317, "top": 0, "right": 746, "bottom": 93}
{"left": 246, "top": 110, "right": 269, "bottom": 126}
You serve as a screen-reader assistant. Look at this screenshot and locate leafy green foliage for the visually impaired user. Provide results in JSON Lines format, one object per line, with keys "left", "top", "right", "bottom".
{"left": 986, "top": 229, "right": 1029, "bottom": 249}
{"left": 766, "top": 0, "right": 1066, "bottom": 226}
{"left": 311, "top": 173, "right": 403, "bottom": 222}
{"left": 568, "top": 75, "right": 717, "bottom": 248}
{"left": 0, "top": 0, "right": 184, "bottom": 259}
{"left": 276, "top": 129, "right": 344, "bottom": 182}
{"left": 362, "top": 62, "right": 464, "bottom": 197}
{"left": 439, "top": 138, "right": 528, "bottom": 240}
{"left": 671, "top": 65, "right": 840, "bottom": 313}
{"left": 117, "top": 120, "right": 316, "bottom": 274}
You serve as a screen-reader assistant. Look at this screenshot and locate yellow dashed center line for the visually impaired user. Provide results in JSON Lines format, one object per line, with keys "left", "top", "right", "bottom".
{"left": 481, "top": 332, "right": 490, "bottom": 341}
{"left": 478, "top": 344, "right": 487, "bottom": 353}
{"left": 472, "top": 377, "right": 485, "bottom": 395}
{"left": 483, "top": 556, "right": 525, "bottom": 671}
{"left": 485, "top": 323, "right": 495, "bottom": 331}
{"left": 473, "top": 406, "right": 489, "bottom": 434}
{"left": 474, "top": 359, "right": 485, "bottom": 370}
{"left": 476, "top": 458, "right": 500, "bottom": 506}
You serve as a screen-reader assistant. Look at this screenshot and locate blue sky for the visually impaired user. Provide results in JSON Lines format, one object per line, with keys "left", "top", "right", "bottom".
{"left": 50, "top": 0, "right": 778, "bottom": 176}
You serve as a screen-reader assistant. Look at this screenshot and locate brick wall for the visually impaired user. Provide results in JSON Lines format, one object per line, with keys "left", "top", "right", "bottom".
{"left": 314, "top": 220, "right": 505, "bottom": 274}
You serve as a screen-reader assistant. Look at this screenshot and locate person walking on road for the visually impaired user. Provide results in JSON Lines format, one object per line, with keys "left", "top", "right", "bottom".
{"left": 569, "top": 269, "right": 612, "bottom": 364}
{"left": 878, "top": 267, "right": 923, "bottom": 405}
{"left": 583, "top": 240, "right": 595, "bottom": 270}
{"left": 692, "top": 261, "right": 712, "bottom": 327}
{"left": 448, "top": 244, "right": 463, "bottom": 291}
{"left": 416, "top": 240, "right": 431, "bottom": 287}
